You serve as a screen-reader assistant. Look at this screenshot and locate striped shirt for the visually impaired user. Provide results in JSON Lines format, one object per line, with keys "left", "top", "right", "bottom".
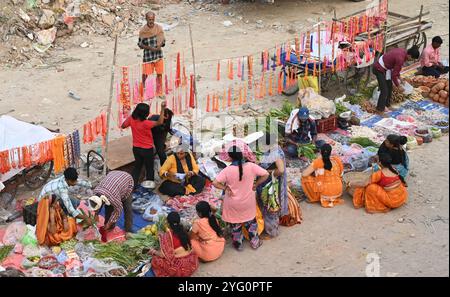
{"left": 93, "top": 171, "right": 134, "bottom": 226}
{"left": 38, "top": 176, "right": 92, "bottom": 217}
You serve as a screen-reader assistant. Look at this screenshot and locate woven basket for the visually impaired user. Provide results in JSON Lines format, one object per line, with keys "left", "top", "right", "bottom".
{"left": 343, "top": 171, "right": 371, "bottom": 188}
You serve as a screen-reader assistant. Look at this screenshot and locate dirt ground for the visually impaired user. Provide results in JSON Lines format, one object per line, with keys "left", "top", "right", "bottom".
{"left": 1, "top": 0, "right": 449, "bottom": 276}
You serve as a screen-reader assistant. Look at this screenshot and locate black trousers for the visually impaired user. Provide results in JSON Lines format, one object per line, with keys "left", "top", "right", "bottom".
{"left": 132, "top": 147, "right": 155, "bottom": 188}
{"left": 422, "top": 65, "right": 449, "bottom": 78}
{"left": 104, "top": 196, "right": 133, "bottom": 233}
{"left": 373, "top": 66, "right": 393, "bottom": 112}
{"left": 153, "top": 134, "right": 167, "bottom": 166}
{"left": 159, "top": 175, "right": 206, "bottom": 197}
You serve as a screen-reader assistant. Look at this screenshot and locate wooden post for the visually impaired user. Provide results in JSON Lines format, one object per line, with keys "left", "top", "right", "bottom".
{"left": 188, "top": 23, "right": 199, "bottom": 150}
{"left": 103, "top": 34, "right": 119, "bottom": 176}
{"left": 414, "top": 5, "right": 424, "bottom": 48}
{"left": 383, "top": 0, "right": 389, "bottom": 53}
{"left": 317, "top": 18, "right": 322, "bottom": 95}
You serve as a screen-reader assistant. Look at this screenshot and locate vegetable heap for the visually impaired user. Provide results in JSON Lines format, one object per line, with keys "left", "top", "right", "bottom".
{"left": 268, "top": 101, "right": 295, "bottom": 121}
{"left": 349, "top": 137, "right": 379, "bottom": 148}
{"left": 0, "top": 245, "right": 14, "bottom": 262}
{"left": 297, "top": 143, "right": 316, "bottom": 161}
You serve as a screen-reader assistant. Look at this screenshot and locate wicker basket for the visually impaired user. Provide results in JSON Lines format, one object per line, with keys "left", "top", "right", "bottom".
{"left": 343, "top": 171, "right": 371, "bottom": 188}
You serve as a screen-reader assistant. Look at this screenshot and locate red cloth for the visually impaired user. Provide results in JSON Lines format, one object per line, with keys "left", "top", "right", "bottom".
{"left": 151, "top": 231, "right": 198, "bottom": 277}
{"left": 378, "top": 171, "right": 401, "bottom": 187}
{"left": 172, "top": 232, "right": 182, "bottom": 249}
{"left": 373, "top": 48, "right": 407, "bottom": 86}
{"left": 121, "top": 116, "right": 156, "bottom": 149}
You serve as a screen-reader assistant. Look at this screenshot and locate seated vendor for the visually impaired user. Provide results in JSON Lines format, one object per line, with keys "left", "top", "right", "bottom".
{"left": 420, "top": 36, "right": 449, "bottom": 78}
{"left": 284, "top": 107, "right": 323, "bottom": 158}
{"left": 377, "top": 134, "right": 409, "bottom": 179}
{"left": 38, "top": 167, "right": 93, "bottom": 223}
{"left": 36, "top": 194, "right": 78, "bottom": 246}
{"left": 158, "top": 143, "right": 206, "bottom": 197}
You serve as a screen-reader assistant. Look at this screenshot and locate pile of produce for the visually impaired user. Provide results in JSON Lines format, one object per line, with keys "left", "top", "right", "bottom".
{"left": 268, "top": 101, "right": 295, "bottom": 121}
{"left": 349, "top": 137, "right": 379, "bottom": 148}
{"left": 392, "top": 89, "right": 407, "bottom": 103}
{"left": 349, "top": 126, "right": 383, "bottom": 145}
{"left": 409, "top": 89, "right": 424, "bottom": 102}
{"left": 297, "top": 143, "right": 316, "bottom": 161}
{"left": 428, "top": 80, "right": 449, "bottom": 105}
{"left": 360, "top": 101, "right": 377, "bottom": 113}
{"left": 0, "top": 245, "right": 14, "bottom": 262}
{"left": 407, "top": 76, "right": 449, "bottom": 105}
{"left": 407, "top": 75, "right": 439, "bottom": 88}
{"left": 335, "top": 102, "right": 349, "bottom": 115}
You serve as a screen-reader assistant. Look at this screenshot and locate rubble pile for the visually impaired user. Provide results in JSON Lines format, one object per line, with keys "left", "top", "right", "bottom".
{"left": 0, "top": 0, "right": 175, "bottom": 67}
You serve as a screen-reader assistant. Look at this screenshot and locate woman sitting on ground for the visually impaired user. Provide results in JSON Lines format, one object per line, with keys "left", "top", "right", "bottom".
{"left": 351, "top": 153, "right": 408, "bottom": 213}
{"left": 301, "top": 144, "right": 344, "bottom": 208}
{"left": 158, "top": 143, "right": 206, "bottom": 197}
{"left": 212, "top": 146, "right": 269, "bottom": 251}
{"left": 149, "top": 211, "right": 199, "bottom": 277}
{"left": 189, "top": 201, "right": 225, "bottom": 262}
{"left": 377, "top": 134, "right": 409, "bottom": 179}
{"left": 36, "top": 195, "right": 78, "bottom": 246}
{"left": 256, "top": 133, "right": 302, "bottom": 238}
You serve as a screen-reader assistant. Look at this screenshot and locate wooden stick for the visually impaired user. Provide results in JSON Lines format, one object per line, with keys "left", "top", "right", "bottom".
{"left": 103, "top": 34, "right": 118, "bottom": 175}
{"left": 317, "top": 18, "right": 321, "bottom": 95}
{"left": 414, "top": 5, "right": 424, "bottom": 46}
{"left": 188, "top": 23, "right": 199, "bottom": 146}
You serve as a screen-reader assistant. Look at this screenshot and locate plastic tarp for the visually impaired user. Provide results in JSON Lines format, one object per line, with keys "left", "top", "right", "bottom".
{"left": 0, "top": 116, "right": 56, "bottom": 182}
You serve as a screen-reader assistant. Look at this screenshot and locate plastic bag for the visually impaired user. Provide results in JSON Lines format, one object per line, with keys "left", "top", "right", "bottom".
{"left": 22, "top": 257, "right": 39, "bottom": 269}
{"left": 298, "top": 87, "right": 336, "bottom": 118}
{"left": 83, "top": 257, "right": 123, "bottom": 274}
{"left": 21, "top": 232, "right": 38, "bottom": 247}
{"left": 22, "top": 245, "right": 40, "bottom": 258}
{"left": 349, "top": 154, "right": 369, "bottom": 172}
{"left": 401, "top": 81, "right": 414, "bottom": 95}
{"left": 371, "top": 87, "right": 380, "bottom": 106}
{"left": 132, "top": 197, "right": 154, "bottom": 214}
{"left": 306, "top": 76, "right": 319, "bottom": 93}
{"left": 76, "top": 226, "right": 101, "bottom": 242}
{"left": 406, "top": 136, "right": 418, "bottom": 150}
{"left": 143, "top": 202, "right": 163, "bottom": 222}
{"left": 2, "top": 222, "right": 27, "bottom": 245}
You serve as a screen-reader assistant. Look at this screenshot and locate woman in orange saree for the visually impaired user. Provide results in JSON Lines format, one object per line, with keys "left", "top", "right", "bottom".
{"left": 36, "top": 195, "right": 78, "bottom": 246}
{"left": 301, "top": 144, "right": 344, "bottom": 208}
{"left": 149, "top": 212, "right": 198, "bottom": 277}
{"left": 351, "top": 153, "right": 408, "bottom": 213}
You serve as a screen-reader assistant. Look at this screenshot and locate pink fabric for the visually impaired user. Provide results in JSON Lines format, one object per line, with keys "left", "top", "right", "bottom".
{"left": 420, "top": 44, "right": 440, "bottom": 67}
{"left": 215, "top": 162, "right": 268, "bottom": 224}
{"left": 219, "top": 139, "right": 256, "bottom": 163}
{"left": 1, "top": 253, "right": 25, "bottom": 271}
{"left": 165, "top": 185, "right": 222, "bottom": 212}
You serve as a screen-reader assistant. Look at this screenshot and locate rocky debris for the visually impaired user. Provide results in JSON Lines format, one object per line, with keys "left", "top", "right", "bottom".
{"left": 38, "top": 9, "right": 55, "bottom": 29}
{"left": 1, "top": 0, "right": 182, "bottom": 67}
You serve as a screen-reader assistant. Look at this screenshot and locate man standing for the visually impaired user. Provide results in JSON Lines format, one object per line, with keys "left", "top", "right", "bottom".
{"left": 138, "top": 11, "right": 165, "bottom": 96}
{"left": 420, "top": 36, "right": 449, "bottom": 78}
{"left": 88, "top": 170, "right": 134, "bottom": 241}
{"left": 372, "top": 46, "right": 420, "bottom": 113}
{"left": 38, "top": 167, "right": 93, "bottom": 224}
{"left": 284, "top": 107, "right": 323, "bottom": 158}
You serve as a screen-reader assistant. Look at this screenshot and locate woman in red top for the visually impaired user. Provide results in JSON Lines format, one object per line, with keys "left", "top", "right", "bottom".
{"left": 350, "top": 153, "right": 408, "bottom": 213}
{"left": 149, "top": 211, "right": 199, "bottom": 277}
{"left": 121, "top": 101, "right": 166, "bottom": 188}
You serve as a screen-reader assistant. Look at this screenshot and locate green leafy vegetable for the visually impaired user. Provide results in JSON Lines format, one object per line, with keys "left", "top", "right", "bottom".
{"left": 349, "top": 137, "right": 379, "bottom": 148}
{"left": 0, "top": 245, "right": 14, "bottom": 262}
{"left": 297, "top": 143, "right": 316, "bottom": 161}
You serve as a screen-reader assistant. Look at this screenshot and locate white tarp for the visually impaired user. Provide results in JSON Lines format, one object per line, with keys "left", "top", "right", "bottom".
{"left": 0, "top": 116, "right": 56, "bottom": 182}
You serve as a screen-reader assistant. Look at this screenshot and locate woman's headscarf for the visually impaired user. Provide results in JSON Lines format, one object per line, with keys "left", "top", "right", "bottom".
{"left": 219, "top": 139, "right": 256, "bottom": 163}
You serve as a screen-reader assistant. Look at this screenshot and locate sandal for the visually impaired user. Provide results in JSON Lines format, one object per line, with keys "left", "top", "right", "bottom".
{"left": 233, "top": 241, "right": 244, "bottom": 251}
{"left": 251, "top": 240, "right": 263, "bottom": 250}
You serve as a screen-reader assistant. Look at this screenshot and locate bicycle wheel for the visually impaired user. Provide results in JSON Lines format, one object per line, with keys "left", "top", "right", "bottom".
{"left": 23, "top": 161, "right": 54, "bottom": 190}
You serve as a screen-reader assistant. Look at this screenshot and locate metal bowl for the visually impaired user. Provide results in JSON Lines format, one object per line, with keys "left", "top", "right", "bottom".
{"left": 140, "top": 180, "right": 156, "bottom": 189}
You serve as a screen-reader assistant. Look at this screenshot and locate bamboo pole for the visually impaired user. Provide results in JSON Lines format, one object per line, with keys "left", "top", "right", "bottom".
{"left": 103, "top": 34, "right": 119, "bottom": 175}
{"left": 188, "top": 23, "right": 199, "bottom": 151}
{"left": 317, "top": 18, "right": 321, "bottom": 95}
